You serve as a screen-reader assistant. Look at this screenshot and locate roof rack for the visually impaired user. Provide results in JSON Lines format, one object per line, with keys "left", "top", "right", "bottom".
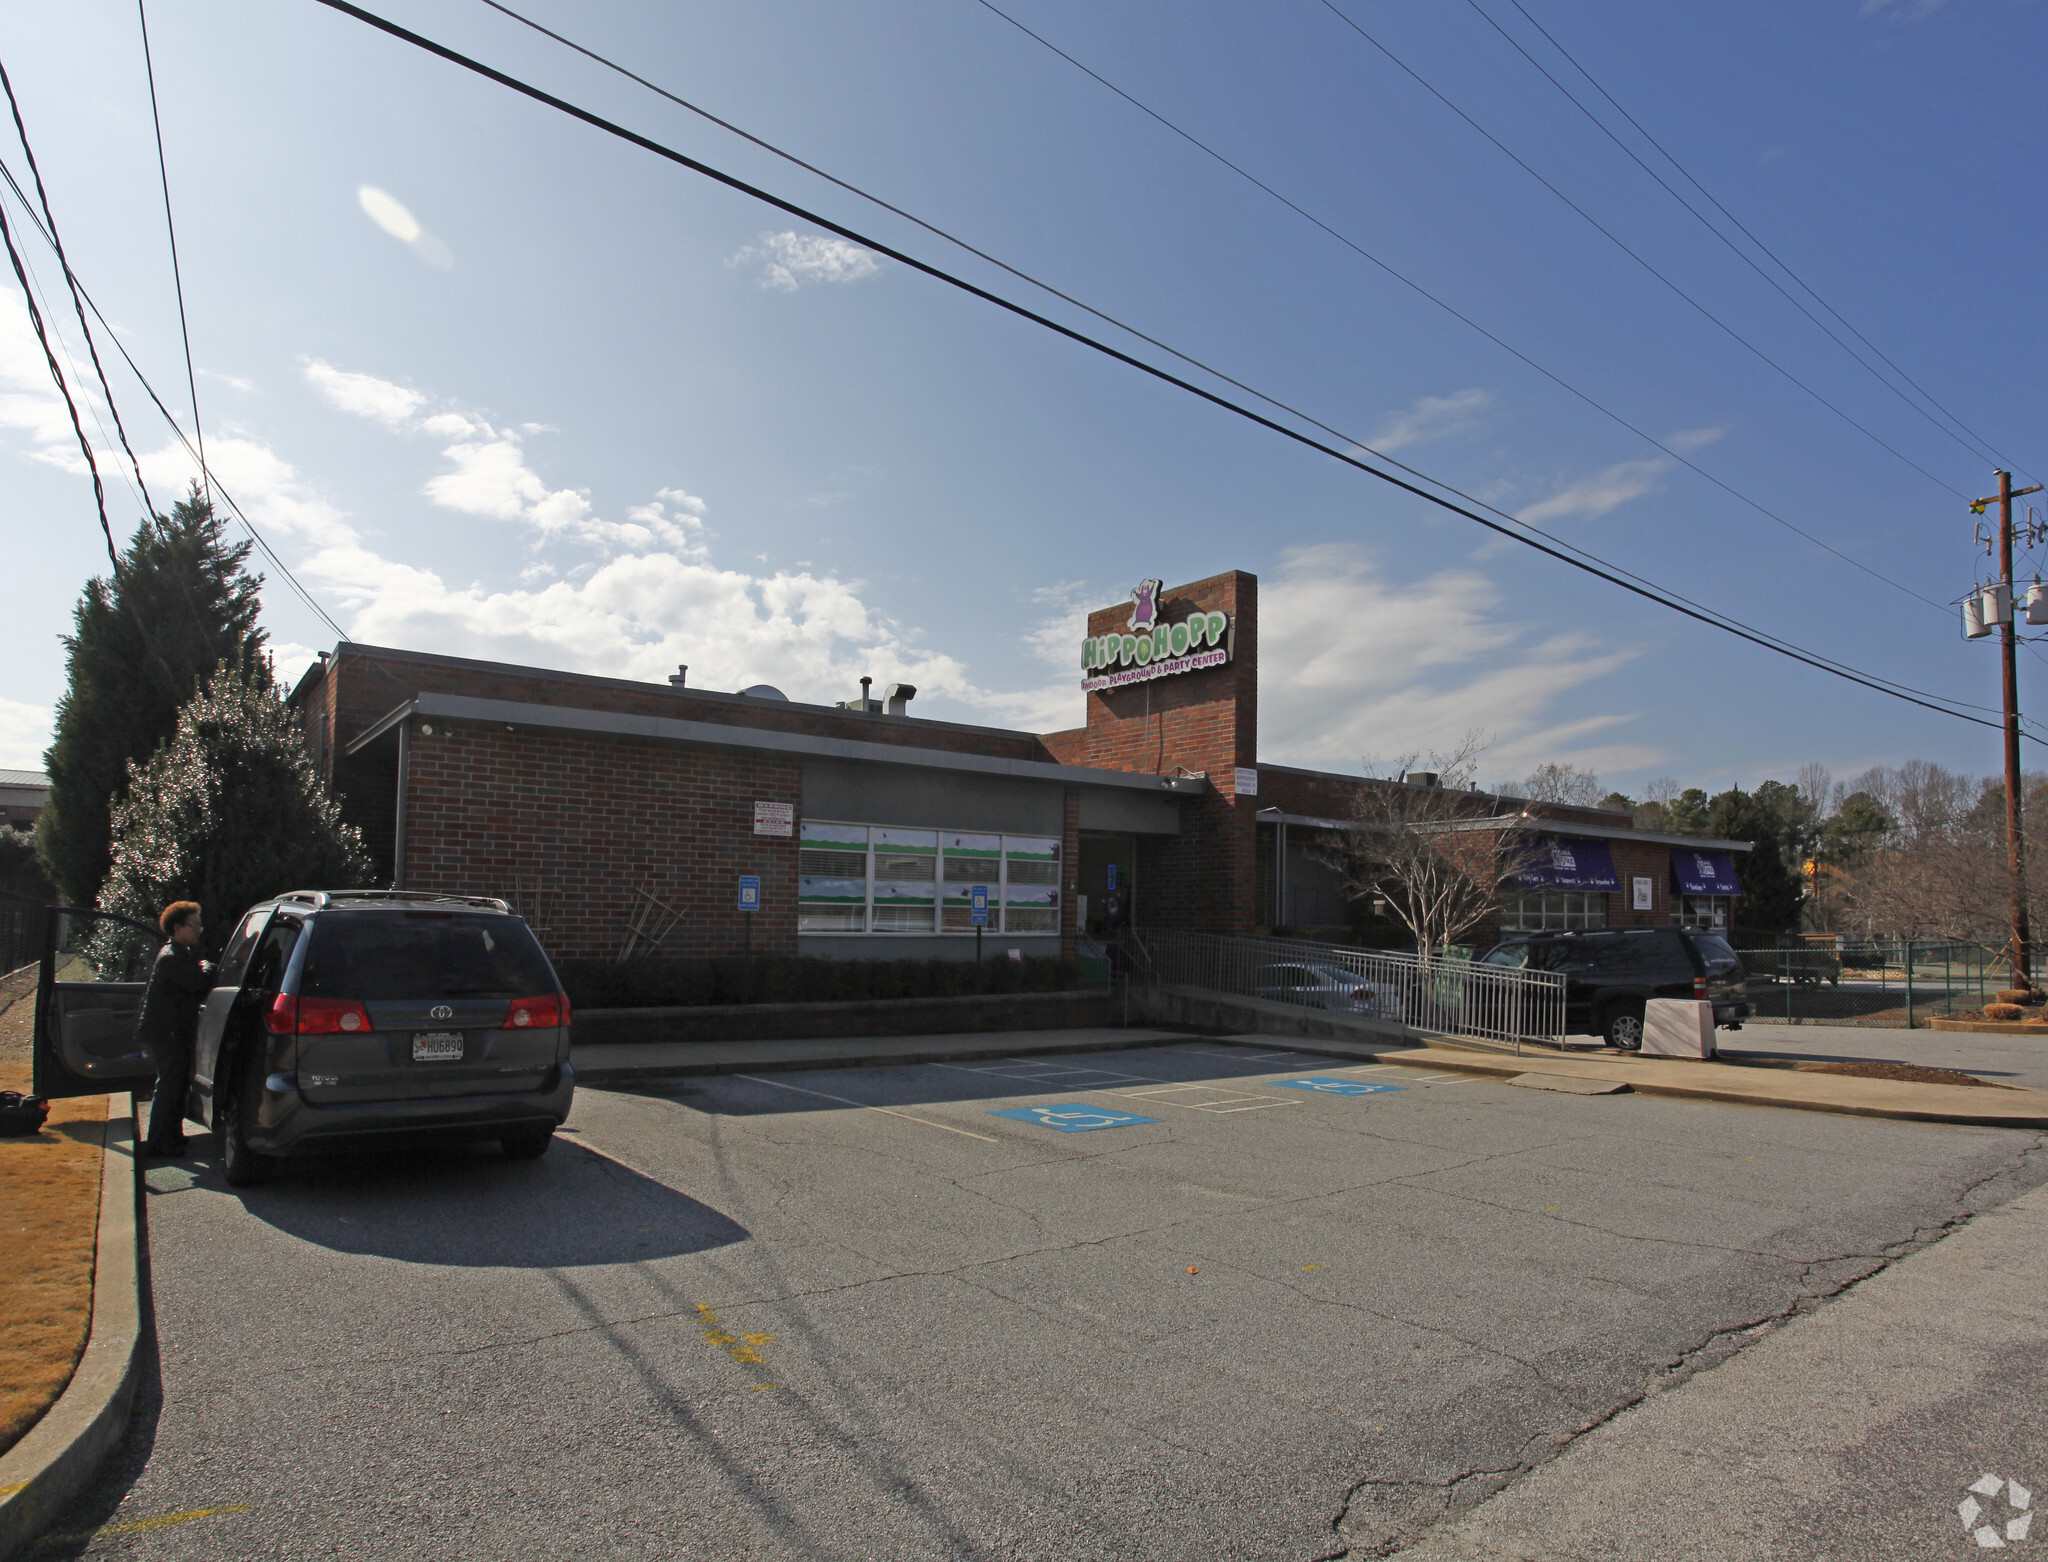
{"left": 275, "top": 889, "right": 512, "bottom": 912}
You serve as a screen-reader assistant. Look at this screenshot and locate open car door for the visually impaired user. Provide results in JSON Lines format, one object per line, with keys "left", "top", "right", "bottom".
{"left": 33, "top": 906, "right": 166, "bottom": 1097}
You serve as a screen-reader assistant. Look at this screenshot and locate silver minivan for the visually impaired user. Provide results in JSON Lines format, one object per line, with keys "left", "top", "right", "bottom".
{"left": 35, "top": 890, "right": 574, "bottom": 1185}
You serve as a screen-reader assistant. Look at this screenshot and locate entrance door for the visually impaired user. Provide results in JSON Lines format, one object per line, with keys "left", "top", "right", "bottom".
{"left": 1079, "top": 835, "right": 1136, "bottom": 937}
{"left": 34, "top": 906, "right": 167, "bottom": 1097}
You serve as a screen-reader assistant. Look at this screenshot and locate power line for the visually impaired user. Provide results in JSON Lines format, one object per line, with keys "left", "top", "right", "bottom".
{"left": 0, "top": 159, "right": 348, "bottom": 642}
{"left": 137, "top": 0, "right": 210, "bottom": 510}
{"left": 966, "top": 0, "right": 1951, "bottom": 618}
{"left": 0, "top": 55, "right": 158, "bottom": 525}
{"left": 467, "top": 0, "right": 1998, "bottom": 721}
{"left": 1490, "top": 0, "right": 2037, "bottom": 486}
{"left": 1312, "top": 0, "right": 1970, "bottom": 502}
{"left": 305, "top": 0, "right": 2015, "bottom": 735}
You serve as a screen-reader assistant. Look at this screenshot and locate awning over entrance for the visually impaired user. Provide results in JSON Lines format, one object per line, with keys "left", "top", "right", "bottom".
{"left": 1512, "top": 836, "right": 1620, "bottom": 892}
{"left": 1671, "top": 848, "right": 1744, "bottom": 896}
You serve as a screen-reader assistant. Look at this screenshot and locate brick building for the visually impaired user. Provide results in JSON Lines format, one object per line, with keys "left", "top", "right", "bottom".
{"left": 289, "top": 567, "right": 1749, "bottom": 961}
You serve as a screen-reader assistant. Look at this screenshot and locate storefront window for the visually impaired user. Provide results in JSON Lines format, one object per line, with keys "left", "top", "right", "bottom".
{"left": 1002, "top": 837, "right": 1061, "bottom": 933}
{"left": 1675, "top": 894, "right": 1730, "bottom": 930}
{"left": 797, "top": 821, "right": 868, "bottom": 931}
{"left": 799, "top": 821, "right": 1061, "bottom": 935}
{"left": 1499, "top": 891, "right": 1607, "bottom": 932}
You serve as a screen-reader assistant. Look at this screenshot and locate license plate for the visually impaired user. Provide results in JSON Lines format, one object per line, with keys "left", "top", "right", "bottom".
{"left": 412, "top": 1032, "right": 465, "bottom": 1062}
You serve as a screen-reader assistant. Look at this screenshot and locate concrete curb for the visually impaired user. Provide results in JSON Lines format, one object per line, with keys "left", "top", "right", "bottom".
{"left": 575, "top": 1028, "right": 1198, "bottom": 1084}
{"left": 0, "top": 1094, "right": 142, "bottom": 1561}
{"left": 1928, "top": 1016, "right": 2048, "bottom": 1034}
{"left": 1354, "top": 1045, "right": 2048, "bottom": 1128}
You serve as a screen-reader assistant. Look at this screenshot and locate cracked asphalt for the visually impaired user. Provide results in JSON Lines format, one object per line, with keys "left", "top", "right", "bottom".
{"left": 37, "top": 1039, "right": 2048, "bottom": 1560}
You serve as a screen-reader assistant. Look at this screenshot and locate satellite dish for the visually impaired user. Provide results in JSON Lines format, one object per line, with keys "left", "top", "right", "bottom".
{"left": 740, "top": 684, "right": 789, "bottom": 700}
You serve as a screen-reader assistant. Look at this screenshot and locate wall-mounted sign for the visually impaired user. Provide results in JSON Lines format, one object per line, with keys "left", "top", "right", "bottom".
{"left": 1081, "top": 578, "right": 1232, "bottom": 692}
{"left": 1633, "top": 876, "right": 1654, "bottom": 911}
{"left": 753, "top": 801, "right": 793, "bottom": 837}
{"left": 1233, "top": 767, "right": 1258, "bottom": 797}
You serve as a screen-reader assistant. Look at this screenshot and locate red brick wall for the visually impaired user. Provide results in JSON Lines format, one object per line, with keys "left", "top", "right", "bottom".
{"left": 399, "top": 723, "right": 802, "bottom": 962}
{"left": 302, "top": 644, "right": 1052, "bottom": 769}
{"left": 1048, "top": 571, "right": 1261, "bottom": 933}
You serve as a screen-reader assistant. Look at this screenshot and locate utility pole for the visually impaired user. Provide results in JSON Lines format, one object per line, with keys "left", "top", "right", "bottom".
{"left": 1971, "top": 471, "right": 2045, "bottom": 991}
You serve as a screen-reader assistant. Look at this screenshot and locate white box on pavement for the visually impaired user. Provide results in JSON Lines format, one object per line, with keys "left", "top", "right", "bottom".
{"left": 1643, "top": 998, "right": 1716, "bottom": 1058}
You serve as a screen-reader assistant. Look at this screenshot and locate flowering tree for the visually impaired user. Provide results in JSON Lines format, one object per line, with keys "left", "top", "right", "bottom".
{"left": 97, "top": 663, "right": 368, "bottom": 955}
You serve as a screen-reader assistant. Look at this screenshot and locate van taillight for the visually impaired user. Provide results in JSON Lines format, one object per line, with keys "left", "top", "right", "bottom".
{"left": 503, "top": 994, "right": 568, "bottom": 1029}
{"left": 268, "top": 995, "right": 374, "bottom": 1035}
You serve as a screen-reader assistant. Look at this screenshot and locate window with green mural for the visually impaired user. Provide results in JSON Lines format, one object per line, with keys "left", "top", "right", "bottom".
{"left": 797, "top": 821, "right": 1062, "bottom": 935}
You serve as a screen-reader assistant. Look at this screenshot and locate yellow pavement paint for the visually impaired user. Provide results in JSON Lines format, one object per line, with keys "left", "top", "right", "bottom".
{"left": 1300, "top": 1264, "right": 1322, "bottom": 1271}
{"left": 697, "top": 1305, "right": 778, "bottom": 1376}
{"left": 41, "top": 1504, "right": 254, "bottom": 1545}
{"left": 747, "top": 1384, "right": 775, "bottom": 1392}
{"left": 0, "top": 1481, "right": 25, "bottom": 1498}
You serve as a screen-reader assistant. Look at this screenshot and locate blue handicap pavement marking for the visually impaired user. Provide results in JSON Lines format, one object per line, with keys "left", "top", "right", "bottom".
{"left": 1272, "top": 1078, "right": 1406, "bottom": 1096}
{"left": 989, "top": 1103, "right": 1160, "bottom": 1132}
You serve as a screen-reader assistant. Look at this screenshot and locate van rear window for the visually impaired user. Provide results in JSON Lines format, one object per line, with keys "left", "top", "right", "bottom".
{"left": 298, "top": 915, "right": 556, "bottom": 1000}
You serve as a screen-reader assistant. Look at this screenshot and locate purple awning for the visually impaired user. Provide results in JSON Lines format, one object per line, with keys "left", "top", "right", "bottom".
{"left": 1671, "top": 849, "right": 1743, "bottom": 896}
{"left": 1512, "top": 836, "right": 1620, "bottom": 892}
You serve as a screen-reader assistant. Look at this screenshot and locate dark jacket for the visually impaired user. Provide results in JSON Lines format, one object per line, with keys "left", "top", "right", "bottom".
{"left": 135, "top": 940, "right": 211, "bottom": 1060}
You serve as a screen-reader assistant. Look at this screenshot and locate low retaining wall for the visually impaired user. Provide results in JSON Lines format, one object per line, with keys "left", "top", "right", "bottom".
{"left": 1135, "top": 984, "right": 1433, "bottom": 1049}
{"left": 573, "top": 988, "right": 1118, "bottom": 1046}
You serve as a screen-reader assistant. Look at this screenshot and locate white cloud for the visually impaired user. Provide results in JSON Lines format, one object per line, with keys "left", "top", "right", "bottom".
{"left": 727, "top": 231, "right": 881, "bottom": 292}
{"left": 304, "top": 360, "right": 425, "bottom": 427}
{"left": 0, "top": 694, "right": 51, "bottom": 770}
{"left": 1861, "top": 0, "right": 1953, "bottom": 19}
{"left": 1365, "top": 388, "right": 1494, "bottom": 454}
{"left": 357, "top": 186, "right": 453, "bottom": 270}
{"left": 1255, "top": 543, "right": 1653, "bottom": 775}
{"left": 1666, "top": 426, "right": 1726, "bottom": 454}
{"left": 1516, "top": 455, "right": 1669, "bottom": 525}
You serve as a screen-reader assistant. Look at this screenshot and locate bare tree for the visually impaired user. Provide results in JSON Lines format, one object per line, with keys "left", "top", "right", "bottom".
{"left": 1328, "top": 735, "right": 1537, "bottom": 963}
{"left": 1507, "top": 762, "right": 1604, "bottom": 808}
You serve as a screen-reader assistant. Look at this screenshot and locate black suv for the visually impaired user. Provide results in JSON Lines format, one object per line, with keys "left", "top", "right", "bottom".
{"left": 1478, "top": 928, "right": 1752, "bottom": 1049}
{"left": 35, "top": 889, "right": 575, "bottom": 1185}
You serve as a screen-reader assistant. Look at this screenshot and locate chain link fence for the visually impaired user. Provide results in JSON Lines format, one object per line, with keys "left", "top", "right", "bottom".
{"left": 1737, "top": 941, "right": 2019, "bottom": 1027}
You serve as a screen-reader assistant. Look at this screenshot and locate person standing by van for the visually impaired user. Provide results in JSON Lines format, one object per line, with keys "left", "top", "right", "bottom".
{"left": 138, "top": 901, "right": 211, "bottom": 1159}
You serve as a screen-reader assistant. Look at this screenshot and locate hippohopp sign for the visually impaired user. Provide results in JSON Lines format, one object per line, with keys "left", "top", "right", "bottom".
{"left": 1081, "top": 577, "right": 1233, "bottom": 692}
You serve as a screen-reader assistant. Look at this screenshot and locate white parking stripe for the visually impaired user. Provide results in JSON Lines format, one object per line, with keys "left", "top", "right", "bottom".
{"left": 735, "top": 1074, "right": 1000, "bottom": 1142}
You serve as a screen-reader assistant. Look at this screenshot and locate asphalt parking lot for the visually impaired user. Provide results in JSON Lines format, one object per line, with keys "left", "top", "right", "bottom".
{"left": 41, "top": 1038, "right": 2048, "bottom": 1560}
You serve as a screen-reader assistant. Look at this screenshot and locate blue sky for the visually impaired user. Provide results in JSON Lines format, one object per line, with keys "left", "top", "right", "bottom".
{"left": 3, "top": 0, "right": 2044, "bottom": 797}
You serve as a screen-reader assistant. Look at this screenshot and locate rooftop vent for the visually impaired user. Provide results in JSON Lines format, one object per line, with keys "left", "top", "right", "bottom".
{"left": 740, "top": 684, "right": 789, "bottom": 700}
{"left": 667, "top": 664, "right": 688, "bottom": 687}
{"left": 884, "top": 682, "right": 917, "bottom": 716}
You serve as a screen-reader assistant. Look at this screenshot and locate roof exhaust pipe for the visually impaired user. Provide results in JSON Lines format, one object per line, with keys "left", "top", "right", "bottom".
{"left": 885, "top": 682, "right": 917, "bottom": 717}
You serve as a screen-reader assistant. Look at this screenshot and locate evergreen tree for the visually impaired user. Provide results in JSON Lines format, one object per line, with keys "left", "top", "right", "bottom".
{"left": 38, "top": 487, "right": 265, "bottom": 903}
{"left": 97, "top": 665, "right": 367, "bottom": 952}
{"left": 0, "top": 828, "right": 53, "bottom": 902}
{"left": 1707, "top": 786, "right": 1804, "bottom": 937}
{"left": 1665, "top": 788, "right": 1712, "bottom": 837}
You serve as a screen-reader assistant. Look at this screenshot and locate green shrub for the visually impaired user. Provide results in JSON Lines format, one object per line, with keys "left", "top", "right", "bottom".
{"left": 558, "top": 954, "right": 1085, "bottom": 1010}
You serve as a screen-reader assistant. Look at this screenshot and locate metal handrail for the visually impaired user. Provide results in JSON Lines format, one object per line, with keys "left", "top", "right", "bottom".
{"left": 1117, "top": 927, "right": 1567, "bottom": 1053}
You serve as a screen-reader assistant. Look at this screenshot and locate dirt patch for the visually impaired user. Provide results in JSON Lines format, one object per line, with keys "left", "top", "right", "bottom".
{"left": 1723, "top": 1055, "right": 2012, "bottom": 1089}
{"left": 0, "top": 966, "right": 34, "bottom": 1090}
{"left": 0, "top": 1093, "right": 106, "bottom": 1456}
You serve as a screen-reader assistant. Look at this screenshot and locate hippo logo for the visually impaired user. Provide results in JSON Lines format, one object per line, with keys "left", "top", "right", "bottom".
{"left": 1130, "top": 578, "right": 1164, "bottom": 631}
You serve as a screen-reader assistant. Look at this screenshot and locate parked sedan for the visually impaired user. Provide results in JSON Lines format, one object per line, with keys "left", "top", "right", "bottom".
{"left": 1254, "top": 960, "right": 1395, "bottom": 1017}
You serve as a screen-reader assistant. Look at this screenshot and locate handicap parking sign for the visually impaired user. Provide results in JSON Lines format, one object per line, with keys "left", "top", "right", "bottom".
{"left": 989, "top": 1103, "right": 1159, "bottom": 1132}
{"left": 1271, "top": 1078, "right": 1405, "bottom": 1096}
{"left": 970, "top": 885, "right": 989, "bottom": 927}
